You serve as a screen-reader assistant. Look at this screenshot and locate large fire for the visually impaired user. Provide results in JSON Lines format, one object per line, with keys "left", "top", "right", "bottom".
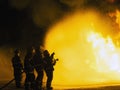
{"left": 44, "top": 10, "right": 120, "bottom": 87}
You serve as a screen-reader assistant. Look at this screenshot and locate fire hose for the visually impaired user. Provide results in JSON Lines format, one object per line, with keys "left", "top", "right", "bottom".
{"left": 0, "top": 78, "right": 15, "bottom": 90}
{"left": 0, "top": 71, "right": 24, "bottom": 90}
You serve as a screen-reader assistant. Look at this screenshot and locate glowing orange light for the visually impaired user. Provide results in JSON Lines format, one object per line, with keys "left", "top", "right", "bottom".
{"left": 107, "top": 0, "right": 115, "bottom": 3}
{"left": 108, "top": 9, "right": 120, "bottom": 46}
{"left": 44, "top": 10, "right": 120, "bottom": 87}
{"left": 116, "top": 10, "right": 120, "bottom": 28}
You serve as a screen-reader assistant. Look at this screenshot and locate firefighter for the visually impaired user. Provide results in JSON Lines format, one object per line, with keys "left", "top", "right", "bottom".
{"left": 43, "top": 50, "right": 58, "bottom": 90}
{"left": 33, "top": 47, "right": 44, "bottom": 90}
{"left": 12, "top": 49, "right": 23, "bottom": 88}
{"left": 24, "top": 47, "right": 35, "bottom": 90}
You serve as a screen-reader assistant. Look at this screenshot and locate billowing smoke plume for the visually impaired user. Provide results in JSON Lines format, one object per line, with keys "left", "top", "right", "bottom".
{"left": 9, "top": 0, "right": 120, "bottom": 28}
{"left": 9, "top": 0, "right": 64, "bottom": 28}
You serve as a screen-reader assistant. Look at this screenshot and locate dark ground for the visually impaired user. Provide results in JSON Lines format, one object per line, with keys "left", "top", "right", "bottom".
{"left": 1, "top": 81, "right": 120, "bottom": 90}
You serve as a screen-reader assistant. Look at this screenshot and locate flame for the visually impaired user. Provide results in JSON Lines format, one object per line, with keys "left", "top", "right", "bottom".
{"left": 108, "top": 9, "right": 120, "bottom": 46}
{"left": 115, "top": 10, "right": 120, "bottom": 28}
{"left": 87, "top": 31, "right": 120, "bottom": 72}
{"left": 44, "top": 10, "right": 120, "bottom": 86}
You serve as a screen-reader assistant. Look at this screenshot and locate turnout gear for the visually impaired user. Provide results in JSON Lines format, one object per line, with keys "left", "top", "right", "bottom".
{"left": 43, "top": 50, "right": 58, "bottom": 89}
{"left": 12, "top": 49, "right": 23, "bottom": 88}
{"left": 24, "top": 48, "right": 35, "bottom": 90}
{"left": 33, "top": 47, "right": 44, "bottom": 90}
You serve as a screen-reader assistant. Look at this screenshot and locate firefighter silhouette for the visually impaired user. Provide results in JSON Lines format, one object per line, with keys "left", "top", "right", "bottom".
{"left": 33, "top": 46, "right": 44, "bottom": 90}
{"left": 43, "top": 50, "right": 58, "bottom": 90}
{"left": 12, "top": 49, "right": 23, "bottom": 88}
{"left": 24, "top": 47, "right": 35, "bottom": 90}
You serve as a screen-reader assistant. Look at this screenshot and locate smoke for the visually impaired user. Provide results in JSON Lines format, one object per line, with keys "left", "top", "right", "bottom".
{"left": 7, "top": 0, "right": 66, "bottom": 47}
{"left": 9, "top": 0, "right": 64, "bottom": 28}
{"left": 9, "top": 0, "right": 30, "bottom": 10}
{"left": 9, "top": 0, "right": 120, "bottom": 29}
{"left": 31, "top": 0, "right": 64, "bottom": 27}
{"left": 59, "top": 0, "right": 85, "bottom": 8}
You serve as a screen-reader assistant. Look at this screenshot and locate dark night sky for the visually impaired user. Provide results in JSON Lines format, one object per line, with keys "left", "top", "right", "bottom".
{"left": 0, "top": 0, "right": 120, "bottom": 48}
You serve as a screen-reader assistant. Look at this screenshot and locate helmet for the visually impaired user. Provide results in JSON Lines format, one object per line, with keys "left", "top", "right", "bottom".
{"left": 43, "top": 50, "right": 49, "bottom": 56}
{"left": 27, "top": 46, "right": 35, "bottom": 54}
{"left": 14, "top": 49, "right": 20, "bottom": 54}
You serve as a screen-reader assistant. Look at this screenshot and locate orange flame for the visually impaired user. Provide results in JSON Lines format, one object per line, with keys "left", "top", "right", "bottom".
{"left": 44, "top": 10, "right": 120, "bottom": 87}
{"left": 108, "top": 9, "right": 120, "bottom": 46}
{"left": 87, "top": 31, "right": 120, "bottom": 72}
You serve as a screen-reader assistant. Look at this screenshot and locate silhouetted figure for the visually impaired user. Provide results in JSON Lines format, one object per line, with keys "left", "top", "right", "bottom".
{"left": 24, "top": 47, "right": 35, "bottom": 90}
{"left": 12, "top": 49, "right": 23, "bottom": 88}
{"left": 43, "top": 50, "right": 58, "bottom": 90}
{"left": 33, "top": 47, "right": 44, "bottom": 90}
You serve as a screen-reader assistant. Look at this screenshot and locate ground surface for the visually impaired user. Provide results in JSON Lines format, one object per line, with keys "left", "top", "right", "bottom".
{"left": 1, "top": 81, "right": 120, "bottom": 90}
